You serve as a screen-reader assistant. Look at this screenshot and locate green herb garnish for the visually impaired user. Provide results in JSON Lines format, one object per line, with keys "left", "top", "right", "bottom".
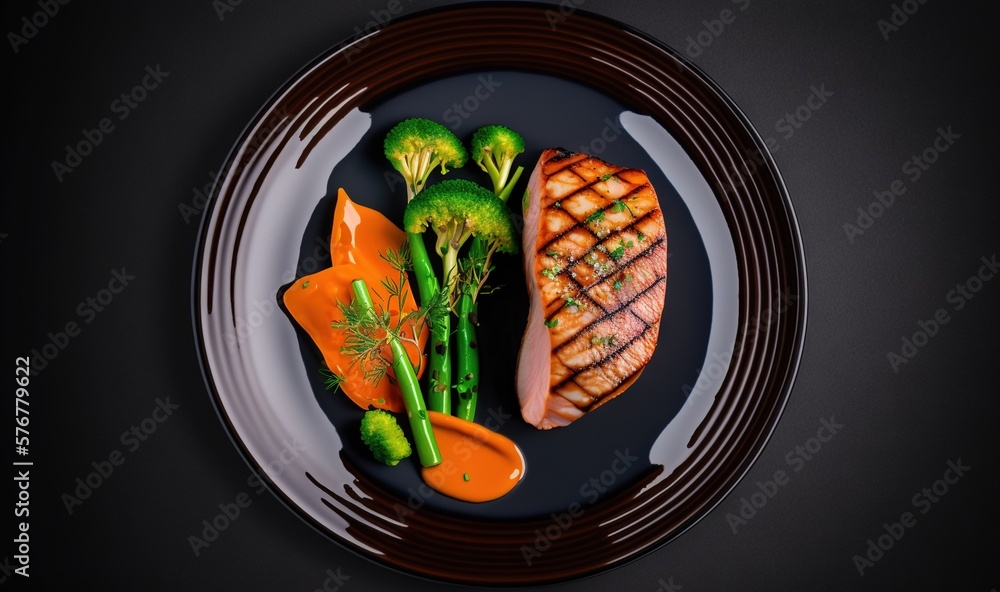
{"left": 585, "top": 210, "right": 605, "bottom": 224}
{"left": 610, "top": 199, "right": 634, "bottom": 217}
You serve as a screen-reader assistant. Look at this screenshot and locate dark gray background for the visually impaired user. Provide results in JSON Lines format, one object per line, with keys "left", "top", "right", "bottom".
{"left": 3, "top": 0, "right": 998, "bottom": 590}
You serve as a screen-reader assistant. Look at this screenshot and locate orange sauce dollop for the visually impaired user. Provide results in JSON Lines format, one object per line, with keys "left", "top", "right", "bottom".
{"left": 283, "top": 188, "right": 427, "bottom": 413}
{"left": 422, "top": 411, "right": 526, "bottom": 502}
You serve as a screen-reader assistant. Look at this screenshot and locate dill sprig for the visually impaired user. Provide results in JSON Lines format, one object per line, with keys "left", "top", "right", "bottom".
{"left": 457, "top": 244, "right": 504, "bottom": 303}
{"left": 330, "top": 243, "right": 445, "bottom": 387}
{"left": 319, "top": 365, "right": 345, "bottom": 392}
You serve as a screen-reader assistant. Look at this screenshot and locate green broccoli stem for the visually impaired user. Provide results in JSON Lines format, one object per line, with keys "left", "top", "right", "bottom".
{"left": 441, "top": 240, "right": 461, "bottom": 306}
{"left": 454, "top": 287, "right": 479, "bottom": 422}
{"left": 405, "top": 230, "right": 452, "bottom": 415}
{"left": 350, "top": 279, "right": 441, "bottom": 467}
{"left": 452, "top": 165, "right": 523, "bottom": 422}
{"left": 497, "top": 166, "right": 524, "bottom": 203}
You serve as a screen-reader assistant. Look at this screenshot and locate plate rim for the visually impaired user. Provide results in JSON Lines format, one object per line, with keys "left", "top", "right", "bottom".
{"left": 191, "top": 1, "right": 808, "bottom": 585}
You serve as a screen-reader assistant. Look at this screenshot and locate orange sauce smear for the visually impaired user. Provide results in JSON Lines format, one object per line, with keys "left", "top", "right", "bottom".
{"left": 422, "top": 411, "right": 526, "bottom": 502}
{"left": 282, "top": 188, "right": 427, "bottom": 413}
{"left": 284, "top": 189, "right": 525, "bottom": 501}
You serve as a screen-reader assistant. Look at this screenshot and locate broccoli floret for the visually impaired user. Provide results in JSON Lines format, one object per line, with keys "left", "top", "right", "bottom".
{"left": 404, "top": 179, "right": 517, "bottom": 303}
{"left": 384, "top": 118, "right": 468, "bottom": 200}
{"left": 359, "top": 408, "right": 412, "bottom": 466}
{"left": 404, "top": 179, "right": 517, "bottom": 252}
{"left": 470, "top": 125, "right": 526, "bottom": 198}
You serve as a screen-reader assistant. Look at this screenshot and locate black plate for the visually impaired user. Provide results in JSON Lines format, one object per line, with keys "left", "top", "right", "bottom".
{"left": 193, "top": 3, "right": 806, "bottom": 585}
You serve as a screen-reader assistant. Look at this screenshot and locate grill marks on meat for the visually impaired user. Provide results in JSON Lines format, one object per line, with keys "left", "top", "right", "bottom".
{"left": 517, "top": 149, "right": 668, "bottom": 429}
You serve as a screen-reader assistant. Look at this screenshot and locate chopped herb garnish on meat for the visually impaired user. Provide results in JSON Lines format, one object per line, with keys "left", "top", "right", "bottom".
{"left": 541, "top": 265, "right": 560, "bottom": 279}
{"left": 609, "top": 239, "right": 633, "bottom": 261}
{"left": 610, "top": 199, "right": 634, "bottom": 217}
{"left": 590, "top": 335, "right": 615, "bottom": 347}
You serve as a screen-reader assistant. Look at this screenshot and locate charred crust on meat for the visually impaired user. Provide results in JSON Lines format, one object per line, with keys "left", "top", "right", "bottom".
{"left": 550, "top": 147, "right": 576, "bottom": 161}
